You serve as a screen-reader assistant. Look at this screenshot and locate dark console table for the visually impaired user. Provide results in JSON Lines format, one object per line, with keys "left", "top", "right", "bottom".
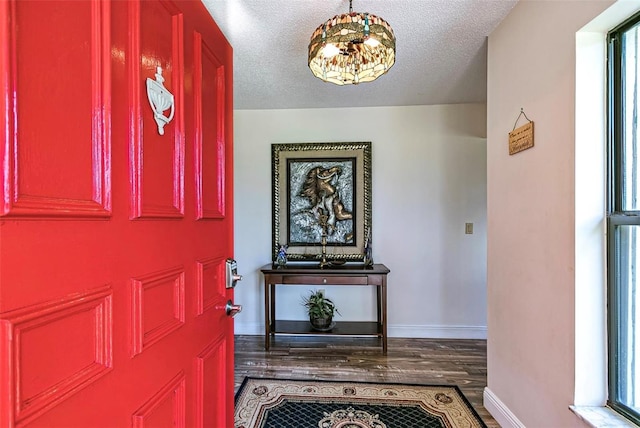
{"left": 260, "top": 263, "right": 390, "bottom": 353}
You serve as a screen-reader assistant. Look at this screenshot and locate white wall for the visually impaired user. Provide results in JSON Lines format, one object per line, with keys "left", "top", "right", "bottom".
{"left": 233, "top": 104, "right": 487, "bottom": 339}
{"left": 486, "top": 1, "right": 615, "bottom": 427}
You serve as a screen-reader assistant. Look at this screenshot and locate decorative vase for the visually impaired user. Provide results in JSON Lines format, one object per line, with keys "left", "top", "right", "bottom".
{"left": 310, "top": 316, "right": 333, "bottom": 330}
{"left": 275, "top": 244, "right": 288, "bottom": 268}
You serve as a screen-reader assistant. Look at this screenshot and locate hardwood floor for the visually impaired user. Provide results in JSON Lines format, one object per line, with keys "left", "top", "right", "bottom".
{"left": 234, "top": 335, "right": 498, "bottom": 427}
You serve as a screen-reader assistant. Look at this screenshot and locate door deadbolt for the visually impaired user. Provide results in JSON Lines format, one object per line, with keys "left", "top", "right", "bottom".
{"left": 226, "top": 258, "right": 243, "bottom": 289}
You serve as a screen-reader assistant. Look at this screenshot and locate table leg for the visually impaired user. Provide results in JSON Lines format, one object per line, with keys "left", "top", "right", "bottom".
{"left": 381, "top": 277, "right": 388, "bottom": 354}
{"left": 376, "top": 285, "right": 382, "bottom": 327}
{"left": 270, "top": 283, "right": 276, "bottom": 333}
{"left": 264, "top": 280, "right": 270, "bottom": 351}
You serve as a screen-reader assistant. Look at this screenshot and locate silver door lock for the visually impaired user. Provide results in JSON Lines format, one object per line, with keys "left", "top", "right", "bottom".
{"left": 226, "top": 258, "right": 242, "bottom": 289}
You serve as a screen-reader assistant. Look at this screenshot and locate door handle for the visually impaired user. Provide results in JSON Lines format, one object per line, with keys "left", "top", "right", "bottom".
{"left": 226, "top": 258, "right": 243, "bottom": 289}
{"left": 226, "top": 300, "right": 242, "bottom": 318}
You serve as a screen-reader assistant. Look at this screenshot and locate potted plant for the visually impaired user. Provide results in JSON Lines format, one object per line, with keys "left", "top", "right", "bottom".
{"left": 302, "top": 290, "right": 340, "bottom": 330}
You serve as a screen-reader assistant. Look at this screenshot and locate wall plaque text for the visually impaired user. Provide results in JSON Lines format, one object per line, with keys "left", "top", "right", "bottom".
{"left": 508, "top": 121, "right": 534, "bottom": 155}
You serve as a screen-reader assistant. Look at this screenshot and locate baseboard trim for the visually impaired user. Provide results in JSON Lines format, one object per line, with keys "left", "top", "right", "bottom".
{"left": 234, "top": 323, "right": 263, "bottom": 336}
{"left": 483, "top": 387, "right": 525, "bottom": 428}
{"left": 388, "top": 324, "right": 487, "bottom": 339}
{"left": 234, "top": 322, "right": 487, "bottom": 339}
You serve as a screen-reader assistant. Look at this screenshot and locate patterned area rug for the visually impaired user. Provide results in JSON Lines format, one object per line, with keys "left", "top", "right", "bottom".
{"left": 234, "top": 377, "right": 487, "bottom": 428}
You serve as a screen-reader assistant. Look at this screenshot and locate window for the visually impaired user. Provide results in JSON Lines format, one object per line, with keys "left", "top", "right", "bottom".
{"left": 608, "top": 11, "right": 640, "bottom": 425}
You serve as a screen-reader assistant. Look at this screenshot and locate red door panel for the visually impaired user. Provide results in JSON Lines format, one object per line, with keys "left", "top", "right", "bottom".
{"left": 0, "top": 0, "right": 111, "bottom": 218}
{"left": 194, "top": 32, "right": 226, "bottom": 220}
{"left": 130, "top": 266, "right": 185, "bottom": 357}
{"left": 0, "top": 287, "right": 113, "bottom": 426}
{"left": 130, "top": 0, "right": 185, "bottom": 219}
{"left": 0, "top": 0, "right": 235, "bottom": 426}
{"left": 196, "top": 257, "right": 226, "bottom": 316}
{"left": 196, "top": 336, "right": 228, "bottom": 428}
{"left": 132, "top": 372, "right": 186, "bottom": 428}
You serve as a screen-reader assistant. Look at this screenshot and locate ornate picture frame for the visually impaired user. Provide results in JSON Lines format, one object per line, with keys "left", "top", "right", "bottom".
{"left": 272, "top": 142, "right": 372, "bottom": 262}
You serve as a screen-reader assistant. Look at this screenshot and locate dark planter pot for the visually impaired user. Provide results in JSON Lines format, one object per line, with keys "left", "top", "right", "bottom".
{"left": 310, "top": 316, "right": 332, "bottom": 331}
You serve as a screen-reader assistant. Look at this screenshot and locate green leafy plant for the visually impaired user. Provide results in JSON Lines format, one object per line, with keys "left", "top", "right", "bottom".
{"left": 301, "top": 290, "right": 340, "bottom": 319}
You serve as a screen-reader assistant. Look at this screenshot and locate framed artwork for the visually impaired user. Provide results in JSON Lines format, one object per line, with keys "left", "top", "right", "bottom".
{"left": 272, "top": 142, "right": 372, "bottom": 262}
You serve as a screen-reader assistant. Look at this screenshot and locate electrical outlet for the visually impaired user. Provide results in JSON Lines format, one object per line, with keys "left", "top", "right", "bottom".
{"left": 465, "top": 223, "right": 473, "bottom": 234}
{"left": 318, "top": 289, "right": 325, "bottom": 297}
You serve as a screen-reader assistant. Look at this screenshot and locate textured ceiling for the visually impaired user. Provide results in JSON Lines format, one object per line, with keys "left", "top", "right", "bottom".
{"left": 201, "top": 0, "right": 518, "bottom": 110}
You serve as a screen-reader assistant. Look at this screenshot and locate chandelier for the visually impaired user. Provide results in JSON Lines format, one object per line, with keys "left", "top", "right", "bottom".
{"left": 308, "top": 0, "right": 396, "bottom": 85}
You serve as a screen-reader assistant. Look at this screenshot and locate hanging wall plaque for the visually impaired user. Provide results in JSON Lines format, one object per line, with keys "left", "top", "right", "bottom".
{"left": 508, "top": 109, "right": 534, "bottom": 155}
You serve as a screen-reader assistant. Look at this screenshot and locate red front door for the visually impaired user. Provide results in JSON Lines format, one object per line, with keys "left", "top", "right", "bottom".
{"left": 0, "top": 1, "right": 236, "bottom": 426}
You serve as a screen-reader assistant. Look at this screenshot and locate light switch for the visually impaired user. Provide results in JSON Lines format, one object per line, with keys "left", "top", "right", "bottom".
{"left": 465, "top": 223, "right": 473, "bottom": 234}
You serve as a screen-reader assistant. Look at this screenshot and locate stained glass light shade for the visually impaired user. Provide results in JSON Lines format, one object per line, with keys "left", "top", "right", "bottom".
{"left": 308, "top": 11, "right": 395, "bottom": 85}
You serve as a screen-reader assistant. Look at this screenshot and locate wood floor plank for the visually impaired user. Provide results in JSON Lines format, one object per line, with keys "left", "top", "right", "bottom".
{"left": 234, "top": 335, "right": 498, "bottom": 427}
